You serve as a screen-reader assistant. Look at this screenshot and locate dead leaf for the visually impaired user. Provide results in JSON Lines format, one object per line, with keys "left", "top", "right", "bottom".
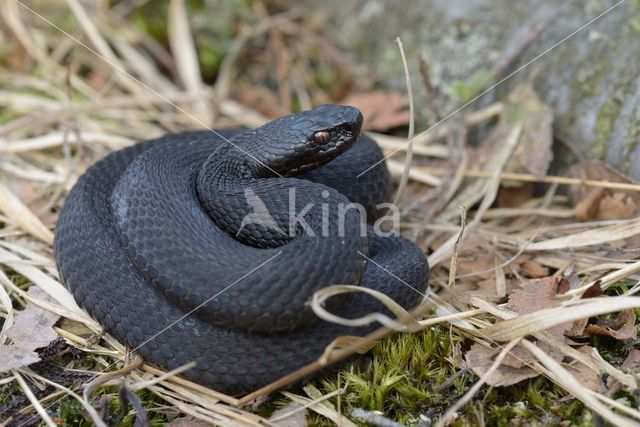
{"left": 497, "top": 183, "right": 535, "bottom": 208}
{"left": 598, "top": 192, "right": 637, "bottom": 220}
{"left": 621, "top": 349, "right": 640, "bottom": 376}
{"left": 0, "top": 347, "right": 42, "bottom": 372}
{"left": 452, "top": 242, "right": 557, "bottom": 306}
{"left": 581, "top": 282, "right": 604, "bottom": 299}
{"left": 501, "top": 345, "right": 536, "bottom": 369}
{"left": 166, "top": 417, "right": 211, "bottom": 427}
{"left": 505, "top": 276, "right": 571, "bottom": 358}
{"left": 341, "top": 91, "right": 409, "bottom": 131}
{"left": 565, "top": 282, "right": 620, "bottom": 339}
{"left": 565, "top": 346, "right": 602, "bottom": 392}
{"left": 565, "top": 317, "right": 589, "bottom": 339}
{"left": 269, "top": 402, "right": 307, "bottom": 427}
{"left": 0, "top": 286, "right": 60, "bottom": 374}
{"left": 503, "top": 83, "right": 554, "bottom": 176}
{"left": 456, "top": 251, "right": 496, "bottom": 280}
{"left": 465, "top": 343, "right": 539, "bottom": 387}
{"left": 584, "top": 309, "right": 637, "bottom": 341}
{"left": 575, "top": 189, "right": 637, "bottom": 221}
{"left": 465, "top": 277, "right": 575, "bottom": 387}
{"left": 575, "top": 188, "right": 606, "bottom": 221}
{"left": 569, "top": 161, "right": 640, "bottom": 221}
{"left": 506, "top": 276, "right": 569, "bottom": 316}
{"left": 6, "top": 288, "right": 59, "bottom": 348}
{"left": 518, "top": 259, "right": 550, "bottom": 278}
{"left": 607, "top": 348, "right": 640, "bottom": 393}
{"left": 452, "top": 250, "right": 503, "bottom": 306}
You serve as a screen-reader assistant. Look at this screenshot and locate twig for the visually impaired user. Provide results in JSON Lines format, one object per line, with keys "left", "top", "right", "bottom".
{"left": 213, "top": 8, "right": 303, "bottom": 105}
{"left": 409, "top": 123, "right": 467, "bottom": 242}
{"left": 392, "top": 37, "right": 415, "bottom": 205}
{"left": 12, "top": 370, "right": 57, "bottom": 427}
{"left": 23, "top": 369, "right": 108, "bottom": 427}
{"left": 414, "top": 166, "right": 640, "bottom": 192}
{"left": 82, "top": 355, "right": 143, "bottom": 403}
{"left": 418, "top": 53, "right": 442, "bottom": 120}
{"left": 448, "top": 207, "right": 467, "bottom": 288}
{"left": 255, "top": 1, "right": 293, "bottom": 112}
{"left": 436, "top": 339, "right": 521, "bottom": 427}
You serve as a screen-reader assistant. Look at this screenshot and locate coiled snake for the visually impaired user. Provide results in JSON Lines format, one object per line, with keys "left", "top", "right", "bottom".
{"left": 54, "top": 105, "right": 429, "bottom": 395}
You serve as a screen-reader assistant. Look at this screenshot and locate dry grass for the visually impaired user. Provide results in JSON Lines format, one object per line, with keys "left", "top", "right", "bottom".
{"left": 1, "top": 1, "right": 640, "bottom": 426}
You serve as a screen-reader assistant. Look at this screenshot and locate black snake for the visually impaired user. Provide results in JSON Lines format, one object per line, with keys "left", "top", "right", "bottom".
{"left": 54, "top": 105, "right": 429, "bottom": 395}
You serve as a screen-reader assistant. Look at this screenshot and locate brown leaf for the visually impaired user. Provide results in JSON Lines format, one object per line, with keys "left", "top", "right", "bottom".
{"left": 166, "top": 417, "right": 211, "bottom": 427}
{"left": 503, "top": 83, "right": 554, "bottom": 176}
{"left": 497, "top": 183, "right": 535, "bottom": 208}
{"left": 465, "top": 343, "right": 539, "bottom": 387}
{"left": 456, "top": 251, "right": 496, "bottom": 280}
{"left": 0, "top": 287, "right": 60, "bottom": 374}
{"left": 6, "top": 287, "right": 59, "bottom": 348}
{"left": 575, "top": 188, "right": 606, "bottom": 221}
{"left": 452, "top": 241, "right": 546, "bottom": 306}
{"left": 341, "top": 91, "right": 409, "bottom": 131}
{"left": 565, "top": 282, "right": 618, "bottom": 339}
{"left": 622, "top": 349, "right": 640, "bottom": 372}
{"left": 501, "top": 345, "right": 536, "bottom": 369}
{"left": 581, "top": 282, "right": 604, "bottom": 299}
{"left": 452, "top": 249, "right": 502, "bottom": 306}
{"left": 598, "top": 192, "right": 637, "bottom": 220}
{"left": 506, "top": 276, "right": 569, "bottom": 315}
{"left": 518, "top": 259, "right": 550, "bottom": 279}
{"left": 0, "top": 346, "right": 42, "bottom": 373}
{"left": 564, "top": 317, "right": 589, "bottom": 340}
{"left": 506, "top": 276, "right": 572, "bottom": 350}
{"left": 464, "top": 276, "right": 572, "bottom": 387}
{"left": 465, "top": 276, "right": 571, "bottom": 387}
{"left": 569, "top": 161, "right": 640, "bottom": 221}
{"left": 584, "top": 309, "right": 637, "bottom": 341}
{"left": 565, "top": 346, "right": 602, "bottom": 392}
{"left": 607, "top": 348, "right": 640, "bottom": 393}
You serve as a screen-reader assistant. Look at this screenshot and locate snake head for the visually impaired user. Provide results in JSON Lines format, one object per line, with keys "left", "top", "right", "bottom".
{"left": 236, "top": 104, "right": 364, "bottom": 177}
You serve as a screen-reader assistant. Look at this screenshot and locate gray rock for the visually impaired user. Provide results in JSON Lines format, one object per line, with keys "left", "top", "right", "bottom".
{"left": 317, "top": 0, "right": 640, "bottom": 177}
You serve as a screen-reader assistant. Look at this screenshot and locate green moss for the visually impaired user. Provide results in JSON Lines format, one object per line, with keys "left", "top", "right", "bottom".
{"left": 572, "top": 56, "right": 607, "bottom": 99}
{"left": 285, "top": 323, "right": 605, "bottom": 425}
{"left": 450, "top": 71, "right": 494, "bottom": 103}
{"left": 626, "top": 120, "right": 640, "bottom": 154}
{"left": 307, "top": 326, "right": 458, "bottom": 424}
{"left": 49, "top": 388, "right": 172, "bottom": 426}
{"left": 628, "top": 14, "right": 640, "bottom": 33}
{"left": 593, "top": 93, "right": 624, "bottom": 159}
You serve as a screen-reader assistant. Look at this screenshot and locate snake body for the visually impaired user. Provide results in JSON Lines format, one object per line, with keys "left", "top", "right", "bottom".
{"left": 54, "top": 105, "right": 429, "bottom": 395}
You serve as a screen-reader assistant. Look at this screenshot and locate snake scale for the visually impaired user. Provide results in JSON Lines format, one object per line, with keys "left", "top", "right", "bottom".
{"left": 54, "top": 105, "right": 429, "bottom": 395}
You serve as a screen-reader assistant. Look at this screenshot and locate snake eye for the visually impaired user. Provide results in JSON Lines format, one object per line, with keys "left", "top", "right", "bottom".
{"left": 313, "top": 131, "right": 331, "bottom": 144}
